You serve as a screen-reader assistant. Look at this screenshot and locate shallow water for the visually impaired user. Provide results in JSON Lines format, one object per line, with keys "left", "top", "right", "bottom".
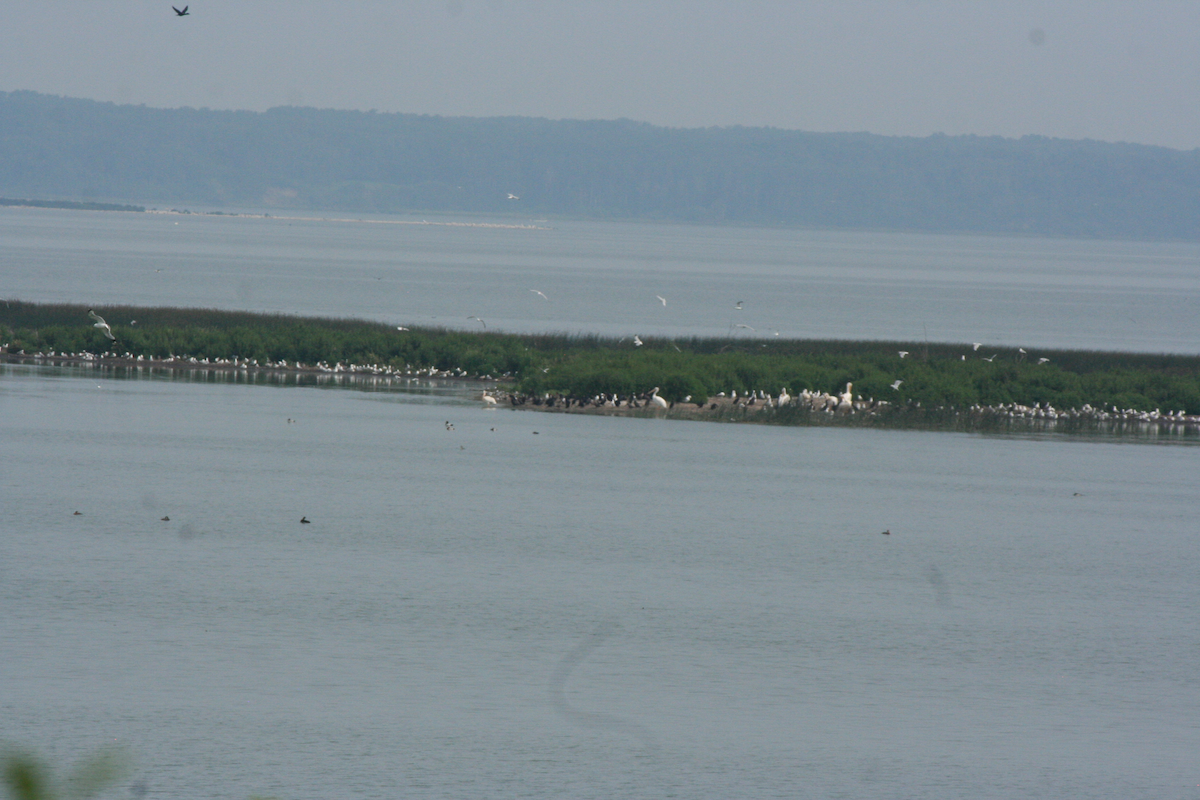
{"left": 4, "top": 206, "right": 1200, "bottom": 352}
{"left": 3, "top": 364, "right": 1198, "bottom": 798}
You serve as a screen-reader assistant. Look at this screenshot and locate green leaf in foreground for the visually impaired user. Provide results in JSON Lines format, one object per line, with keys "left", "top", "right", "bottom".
{"left": 2, "top": 747, "right": 131, "bottom": 800}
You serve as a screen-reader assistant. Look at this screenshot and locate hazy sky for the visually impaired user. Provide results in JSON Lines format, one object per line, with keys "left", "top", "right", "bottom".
{"left": 3, "top": 1, "right": 1198, "bottom": 150}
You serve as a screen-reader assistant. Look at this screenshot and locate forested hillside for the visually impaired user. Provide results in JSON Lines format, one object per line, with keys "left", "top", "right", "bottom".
{"left": 3, "top": 90, "right": 1198, "bottom": 240}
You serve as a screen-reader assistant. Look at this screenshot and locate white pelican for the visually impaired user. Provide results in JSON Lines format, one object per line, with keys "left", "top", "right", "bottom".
{"left": 531, "top": 290, "right": 549, "bottom": 300}
{"left": 633, "top": 335, "right": 643, "bottom": 347}
{"left": 88, "top": 309, "right": 116, "bottom": 340}
{"left": 898, "top": 350, "right": 909, "bottom": 358}
{"left": 655, "top": 295, "right": 667, "bottom": 306}
{"left": 482, "top": 392, "right": 498, "bottom": 405}
{"left": 648, "top": 387, "right": 668, "bottom": 408}
{"left": 837, "top": 382, "right": 854, "bottom": 414}
{"left": 777, "top": 388, "right": 791, "bottom": 406}
{"left": 890, "top": 379, "right": 903, "bottom": 390}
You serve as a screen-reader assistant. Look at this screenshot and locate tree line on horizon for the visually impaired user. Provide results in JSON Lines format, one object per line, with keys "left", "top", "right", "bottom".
{"left": 2, "top": 90, "right": 1199, "bottom": 241}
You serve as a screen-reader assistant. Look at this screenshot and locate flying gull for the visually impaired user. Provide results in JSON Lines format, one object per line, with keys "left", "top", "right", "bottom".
{"left": 88, "top": 309, "right": 116, "bottom": 340}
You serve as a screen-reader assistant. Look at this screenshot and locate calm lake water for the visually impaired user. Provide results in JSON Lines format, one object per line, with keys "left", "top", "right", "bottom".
{"left": 3, "top": 206, "right": 1200, "bottom": 352}
{"left": 2, "top": 209, "right": 1199, "bottom": 799}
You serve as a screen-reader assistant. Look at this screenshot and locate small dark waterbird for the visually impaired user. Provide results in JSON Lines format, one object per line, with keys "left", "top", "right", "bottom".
{"left": 173, "top": 5, "right": 189, "bottom": 16}
{"left": 300, "top": 516, "right": 310, "bottom": 524}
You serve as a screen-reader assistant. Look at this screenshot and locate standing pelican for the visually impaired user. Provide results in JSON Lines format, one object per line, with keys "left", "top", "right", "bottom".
{"left": 88, "top": 309, "right": 116, "bottom": 340}
{"left": 648, "top": 387, "right": 668, "bottom": 408}
{"left": 837, "top": 382, "right": 854, "bottom": 414}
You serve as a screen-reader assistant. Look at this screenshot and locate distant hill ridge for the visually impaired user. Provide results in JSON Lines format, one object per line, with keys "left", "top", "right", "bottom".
{"left": 2, "top": 89, "right": 1198, "bottom": 241}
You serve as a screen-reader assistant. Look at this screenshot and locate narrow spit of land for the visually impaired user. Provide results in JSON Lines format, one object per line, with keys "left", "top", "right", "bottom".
{"left": 3, "top": 300, "right": 1199, "bottom": 436}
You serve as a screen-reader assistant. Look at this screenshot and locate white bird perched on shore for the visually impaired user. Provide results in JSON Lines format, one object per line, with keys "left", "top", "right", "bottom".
{"left": 482, "top": 392, "right": 498, "bottom": 405}
{"left": 633, "top": 335, "right": 643, "bottom": 347}
{"left": 648, "top": 387, "right": 668, "bottom": 408}
{"left": 890, "top": 379, "right": 903, "bottom": 390}
{"left": 656, "top": 295, "right": 667, "bottom": 306}
{"left": 837, "top": 382, "right": 854, "bottom": 414}
{"left": 898, "top": 350, "right": 909, "bottom": 358}
{"left": 88, "top": 309, "right": 116, "bottom": 340}
{"left": 531, "top": 290, "right": 549, "bottom": 300}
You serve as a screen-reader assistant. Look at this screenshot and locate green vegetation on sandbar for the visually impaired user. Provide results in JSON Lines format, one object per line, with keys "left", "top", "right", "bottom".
{"left": 3, "top": 300, "right": 1200, "bottom": 415}
{"left": 0, "top": 197, "right": 144, "bottom": 212}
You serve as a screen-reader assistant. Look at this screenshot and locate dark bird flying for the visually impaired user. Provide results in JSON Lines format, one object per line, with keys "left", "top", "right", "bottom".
{"left": 172, "top": 6, "right": 189, "bottom": 16}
